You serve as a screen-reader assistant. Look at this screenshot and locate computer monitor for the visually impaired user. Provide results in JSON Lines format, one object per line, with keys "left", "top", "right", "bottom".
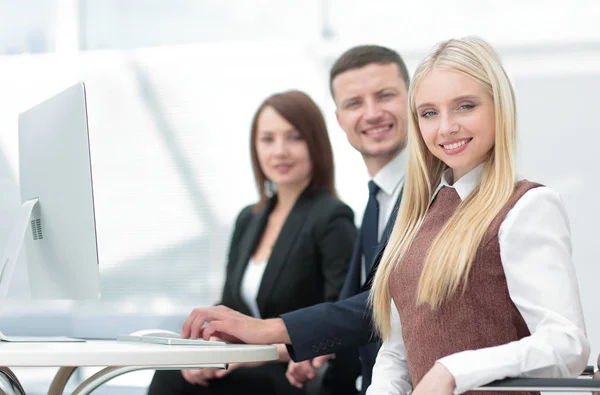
{"left": 0, "top": 82, "right": 100, "bottom": 300}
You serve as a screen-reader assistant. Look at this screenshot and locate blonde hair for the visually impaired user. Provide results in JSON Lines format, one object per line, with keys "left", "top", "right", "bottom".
{"left": 370, "top": 36, "right": 518, "bottom": 339}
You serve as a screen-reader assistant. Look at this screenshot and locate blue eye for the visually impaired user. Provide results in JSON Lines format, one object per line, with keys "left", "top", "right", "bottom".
{"left": 420, "top": 110, "right": 437, "bottom": 118}
{"left": 458, "top": 104, "right": 475, "bottom": 111}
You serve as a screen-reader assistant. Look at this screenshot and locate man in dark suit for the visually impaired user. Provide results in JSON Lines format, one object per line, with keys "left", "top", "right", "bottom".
{"left": 181, "top": 45, "right": 410, "bottom": 395}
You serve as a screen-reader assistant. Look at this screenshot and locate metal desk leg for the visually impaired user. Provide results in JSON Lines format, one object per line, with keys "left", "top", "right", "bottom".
{"left": 70, "top": 365, "right": 226, "bottom": 395}
{"left": 70, "top": 366, "right": 157, "bottom": 395}
{"left": 48, "top": 367, "right": 78, "bottom": 395}
{"left": 0, "top": 367, "right": 25, "bottom": 395}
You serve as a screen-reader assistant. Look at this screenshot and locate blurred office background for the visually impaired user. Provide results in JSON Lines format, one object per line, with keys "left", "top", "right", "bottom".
{"left": 0, "top": 0, "right": 598, "bottom": 393}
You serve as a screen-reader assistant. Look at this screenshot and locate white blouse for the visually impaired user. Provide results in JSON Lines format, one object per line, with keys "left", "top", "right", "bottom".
{"left": 367, "top": 165, "right": 590, "bottom": 394}
{"left": 240, "top": 259, "right": 267, "bottom": 318}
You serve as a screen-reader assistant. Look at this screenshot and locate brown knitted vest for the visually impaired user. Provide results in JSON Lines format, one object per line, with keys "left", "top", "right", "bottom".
{"left": 389, "top": 180, "right": 542, "bottom": 395}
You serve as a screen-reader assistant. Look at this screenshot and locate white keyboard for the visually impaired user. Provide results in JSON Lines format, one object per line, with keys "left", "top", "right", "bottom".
{"left": 117, "top": 330, "right": 226, "bottom": 346}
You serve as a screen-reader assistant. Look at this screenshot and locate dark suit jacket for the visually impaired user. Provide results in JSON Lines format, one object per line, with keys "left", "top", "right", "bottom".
{"left": 281, "top": 192, "right": 401, "bottom": 395}
{"left": 220, "top": 187, "right": 356, "bottom": 321}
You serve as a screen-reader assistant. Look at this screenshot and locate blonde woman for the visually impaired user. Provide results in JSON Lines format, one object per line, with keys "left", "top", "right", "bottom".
{"left": 368, "top": 37, "right": 590, "bottom": 395}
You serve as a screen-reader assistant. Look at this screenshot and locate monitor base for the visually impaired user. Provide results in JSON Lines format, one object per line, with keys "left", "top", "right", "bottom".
{"left": 0, "top": 199, "right": 39, "bottom": 300}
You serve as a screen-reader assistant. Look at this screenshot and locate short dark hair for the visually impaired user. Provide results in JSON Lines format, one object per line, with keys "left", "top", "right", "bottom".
{"left": 329, "top": 45, "right": 410, "bottom": 99}
{"left": 250, "top": 90, "right": 336, "bottom": 210}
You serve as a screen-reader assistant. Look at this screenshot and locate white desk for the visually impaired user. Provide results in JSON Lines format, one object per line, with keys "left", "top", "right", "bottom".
{"left": 0, "top": 340, "right": 278, "bottom": 395}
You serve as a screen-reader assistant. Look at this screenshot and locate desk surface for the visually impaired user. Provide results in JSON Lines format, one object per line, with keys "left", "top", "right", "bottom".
{"left": 0, "top": 340, "right": 277, "bottom": 367}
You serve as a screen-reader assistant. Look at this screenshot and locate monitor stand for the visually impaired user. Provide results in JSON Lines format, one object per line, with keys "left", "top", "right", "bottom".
{"left": 0, "top": 198, "right": 84, "bottom": 342}
{"left": 0, "top": 330, "right": 83, "bottom": 343}
{"left": 0, "top": 198, "right": 38, "bottom": 300}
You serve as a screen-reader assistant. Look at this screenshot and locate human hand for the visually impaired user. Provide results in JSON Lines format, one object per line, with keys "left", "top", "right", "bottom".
{"left": 211, "top": 341, "right": 292, "bottom": 379}
{"left": 181, "top": 305, "right": 290, "bottom": 344}
{"left": 181, "top": 368, "right": 217, "bottom": 387}
{"left": 212, "top": 360, "right": 267, "bottom": 379}
{"left": 412, "top": 362, "right": 456, "bottom": 395}
{"left": 285, "top": 354, "right": 334, "bottom": 388}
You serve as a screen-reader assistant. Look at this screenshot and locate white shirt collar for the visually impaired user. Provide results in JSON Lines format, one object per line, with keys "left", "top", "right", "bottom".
{"left": 372, "top": 147, "right": 408, "bottom": 197}
{"left": 433, "top": 163, "right": 485, "bottom": 201}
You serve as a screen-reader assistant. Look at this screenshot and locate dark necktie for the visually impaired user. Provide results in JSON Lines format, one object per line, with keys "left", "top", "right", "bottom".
{"left": 361, "top": 180, "right": 380, "bottom": 276}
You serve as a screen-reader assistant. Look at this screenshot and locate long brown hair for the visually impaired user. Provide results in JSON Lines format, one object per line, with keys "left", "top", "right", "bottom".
{"left": 250, "top": 90, "right": 336, "bottom": 209}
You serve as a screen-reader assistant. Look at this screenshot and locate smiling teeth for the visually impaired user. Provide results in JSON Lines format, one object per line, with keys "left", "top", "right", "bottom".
{"left": 443, "top": 140, "right": 468, "bottom": 150}
{"left": 366, "top": 126, "right": 390, "bottom": 135}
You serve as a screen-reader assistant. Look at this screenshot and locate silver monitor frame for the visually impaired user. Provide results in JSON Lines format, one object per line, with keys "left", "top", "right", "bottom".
{"left": 0, "top": 82, "right": 100, "bottom": 300}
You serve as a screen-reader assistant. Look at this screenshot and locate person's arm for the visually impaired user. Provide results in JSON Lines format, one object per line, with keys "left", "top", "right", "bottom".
{"left": 366, "top": 300, "right": 412, "bottom": 395}
{"left": 182, "top": 275, "right": 373, "bottom": 349}
{"left": 181, "top": 291, "right": 376, "bottom": 348}
{"left": 282, "top": 290, "right": 374, "bottom": 362}
{"left": 436, "top": 186, "right": 590, "bottom": 394}
{"left": 315, "top": 203, "right": 356, "bottom": 302}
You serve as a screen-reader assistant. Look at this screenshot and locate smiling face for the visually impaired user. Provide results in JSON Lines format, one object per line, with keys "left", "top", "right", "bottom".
{"left": 255, "top": 106, "right": 313, "bottom": 191}
{"left": 333, "top": 63, "right": 408, "bottom": 176}
{"left": 414, "top": 68, "right": 496, "bottom": 182}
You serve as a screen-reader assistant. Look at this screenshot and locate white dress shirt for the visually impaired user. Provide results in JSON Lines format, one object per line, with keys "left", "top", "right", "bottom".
{"left": 240, "top": 259, "right": 267, "bottom": 318}
{"left": 360, "top": 148, "right": 407, "bottom": 284}
{"left": 367, "top": 164, "right": 590, "bottom": 395}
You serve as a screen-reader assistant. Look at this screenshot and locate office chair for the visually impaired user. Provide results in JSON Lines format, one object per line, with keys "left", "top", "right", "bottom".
{"left": 477, "top": 354, "right": 600, "bottom": 392}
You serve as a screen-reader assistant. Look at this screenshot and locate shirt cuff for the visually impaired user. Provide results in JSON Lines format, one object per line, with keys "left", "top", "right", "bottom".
{"left": 437, "top": 346, "right": 519, "bottom": 394}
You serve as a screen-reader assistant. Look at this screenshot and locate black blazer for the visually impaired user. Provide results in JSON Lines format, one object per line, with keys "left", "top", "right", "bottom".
{"left": 281, "top": 191, "right": 402, "bottom": 394}
{"left": 219, "top": 187, "right": 356, "bottom": 320}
